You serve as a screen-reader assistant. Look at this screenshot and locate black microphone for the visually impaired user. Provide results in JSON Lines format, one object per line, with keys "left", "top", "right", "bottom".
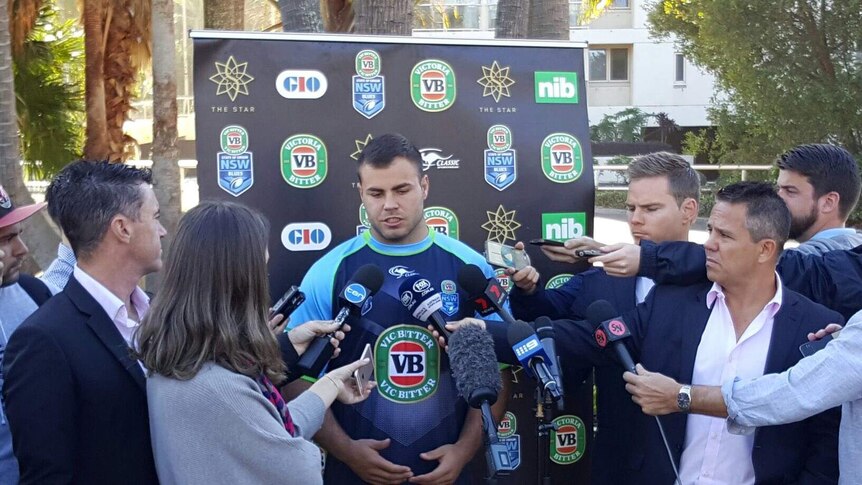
{"left": 458, "top": 264, "right": 517, "bottom": 326}
{"left": 398, "top": 274, "right": 452, "bottom": 343}
{"left": 533, "top": 316, "right": 565, "bottom": 410}
{"left": 507, "top": 320, "right": 562, "bottom": 402}
{"left": 295, "top": 264, "right": 384, "bottom": 377}
{"left": 586, "top": 300, "right": 636, "bottom": 374}
{"left": 448, "top": 323, "right": 513, "bottom": 478}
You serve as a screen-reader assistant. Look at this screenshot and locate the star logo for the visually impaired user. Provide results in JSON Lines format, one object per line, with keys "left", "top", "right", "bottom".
{"left": 477, "top": 61, "right": 515, "bottom": 103}
{"left": 482, "top": 205, "right": 521, "bottom": 243}
{"left": 351, "top": 134, "right": 374, "bottom": 160}
{"left": 209, "top": 56, "right": 255, "bottom": 101}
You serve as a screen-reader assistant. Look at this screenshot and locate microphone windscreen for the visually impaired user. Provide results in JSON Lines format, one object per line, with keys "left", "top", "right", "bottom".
{"left": 586, "top": 300, "right": 617, "bottom": 330}
{"left": 533, "top": 316, "right": 554, "bottom": 339}
{"left": 506, "top": 319, "right": 536, "bottom": 346}
{"left": 351, "top": 264, "right": 384, "bottom": 294}
{"left": 457, "top": 264, "right": 490, "bottom": 296}
{"left": 448, "top": 324, "right": 502, "bottom": 402}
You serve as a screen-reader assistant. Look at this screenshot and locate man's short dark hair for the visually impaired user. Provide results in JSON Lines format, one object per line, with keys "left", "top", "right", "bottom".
{"left": 776, "top": 144, "right": 861, "bottom": 219}
{"left": 45, "top": 169, "right": 73, "bottom": 228}
{"left": 627, "top": 152, "right": 701, "bottom": 205}
{"left": 357, "top": 133, "right": 423, "bottom": 178}
{"left": 53, "top": 161, "right": 153, "bottom": 259}
{"left": 716, "top": 181, "right": 790, "bottom": 249}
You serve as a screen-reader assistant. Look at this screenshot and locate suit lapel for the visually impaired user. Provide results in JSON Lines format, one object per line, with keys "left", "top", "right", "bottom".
{"left": 66, "top": 277, "right": 147, "bottom": 391}
{"left": 678, "top": 287, "right": 712, "bottom": 385}
{"left": 763, "top": 287, "right": 801, "bottom": 374}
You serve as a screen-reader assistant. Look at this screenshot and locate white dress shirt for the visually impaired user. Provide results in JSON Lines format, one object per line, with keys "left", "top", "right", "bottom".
{"left": 678, "top": 275, "right": 783, "bottom": 485}
{"left": 73, "top": 266, "right": 149, "bottom": 352}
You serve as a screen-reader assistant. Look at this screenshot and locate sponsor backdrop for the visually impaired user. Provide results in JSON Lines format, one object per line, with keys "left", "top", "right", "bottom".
{"left": 192, "top": 31, "right": 594, "bottom": 484}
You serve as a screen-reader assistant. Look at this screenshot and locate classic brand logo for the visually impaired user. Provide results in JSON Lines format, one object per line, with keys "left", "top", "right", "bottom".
{"left": 542, "top": 213, "right": 587, "bottom": 242}
{"left": 280, "top": 134, "right": 327, "bottom": 189}
{"left": 389, "top": 265, "right": 419, "bottom": 279}
{"left": 410, "top": 60, "right": 456, "bottom": 112}
{"left": 280, "top": 222, "right": 332, "bottom": 251}
{"left": 420, "top": 148, "right": 460, "bottom": 171}
{"left": 550, "top": 415, "right": 586, "bottom": 464}
{"left": 424, "top": 206, "right": 460, "bottom": 240}
{"left": 540, "top": 133, "right": 584, "bottom": 183}
{"left": 374, "top": 325, "right": 440, "bottom": 403}
{"left": 534, "top": 72, "right": 578, "bottom": 104}
{"left": 275, "top": 70, "right": 328, "bottom": 99}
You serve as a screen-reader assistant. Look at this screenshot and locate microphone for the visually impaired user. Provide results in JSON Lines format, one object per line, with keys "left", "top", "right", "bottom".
{"left": 296, "top": 264, "right": 384, "bottom": 377}
{"left": 507, "top": 320, "right": 562, "bottom": 402}
{"left": 586, "top": 300, "right": 636, "bottom": 374}
{"left": 457, "top": 264, "right": 516, "bottom": 326}
{"left": 533, "top": 316, "right": 565, "bottom": 410}
{"left": 448, "top": 323, "right": 513, "bottom": 478}
{"left": 398, "top": 275, "right": 452, "bottom": 343}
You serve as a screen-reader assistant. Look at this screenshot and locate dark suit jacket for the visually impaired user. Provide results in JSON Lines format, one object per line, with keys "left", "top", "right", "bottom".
{"left": 555, "top": 281, "right": 841, "bottom": 484}
{"left": 510, "top": 268, "right": 641, "bottom": 485}
{"left": 2, "top": 276, "right": 158, "bottom": 485}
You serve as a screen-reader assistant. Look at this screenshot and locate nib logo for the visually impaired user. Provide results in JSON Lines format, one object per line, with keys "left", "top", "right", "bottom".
{"left": 534, "top": 72, "right": 578, "bottom": 104}
{"left": 542, "top": 212, "right": 586, "bottom": 242}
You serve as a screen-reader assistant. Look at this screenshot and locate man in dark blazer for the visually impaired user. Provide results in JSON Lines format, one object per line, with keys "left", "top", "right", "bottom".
{"left": 554, "top": 182, "right": 841, "bottom": 483}
{"left": 3, "top": 161, "right": 164, "bottom": 484}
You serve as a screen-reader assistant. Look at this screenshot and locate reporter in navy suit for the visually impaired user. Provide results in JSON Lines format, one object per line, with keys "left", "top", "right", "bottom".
{"left": 2, "top": 162, "right": 164, "bottom": 484}
{"left": 553, "top": 182, "right": 840, "bottom": 484}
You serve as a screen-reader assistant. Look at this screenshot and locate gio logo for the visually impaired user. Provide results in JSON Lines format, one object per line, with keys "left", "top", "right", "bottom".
{"left": 281, "top": 222, "right": 332, "bottom": 251}
{"left": 375, "top": 325, "right": 440, "bottom": 403}
{"left": 550, "top": 415, "right": 586, "bottom": 464}
{"left": 534, "top": 72, "right": 578, "bottom": 104}
{"left": 343, "top": 284, "right": 367, "bottom": 304}
{"left": 411, "top": 60, "right": 456, "bottom": 112}
{"left": 540, "top": 133, "right": 584, "bottom": 183}
{"left": 276, "top": 70, "right": 328, "bottom": 99}
{"left": 280, "top": 134, "right": 327, "bottom": 188}
{"left": 542, "top": 213, "right": 587, "bottom": 242}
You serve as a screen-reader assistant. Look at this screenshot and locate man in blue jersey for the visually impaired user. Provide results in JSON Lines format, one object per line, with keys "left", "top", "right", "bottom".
{"left": 285, "top": 134, "right": 507, "bottom": 485}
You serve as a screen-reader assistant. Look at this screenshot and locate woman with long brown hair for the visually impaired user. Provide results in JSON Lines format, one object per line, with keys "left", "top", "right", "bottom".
{"left": 137, "top": 201, "right": 371, "bottom": 484}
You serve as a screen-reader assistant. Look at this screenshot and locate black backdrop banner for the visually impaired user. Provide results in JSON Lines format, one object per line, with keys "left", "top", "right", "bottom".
{"left": 192, "top": 31, "right": 595, "bottom": 484}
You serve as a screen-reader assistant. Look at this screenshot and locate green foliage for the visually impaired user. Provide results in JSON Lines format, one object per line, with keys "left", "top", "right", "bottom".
{"left": 648, "top": 0, "right": 862, "bottom": 163}
{"left": 590, "top": 108, "right": 653, "bottom": 142}
{"left": 14, "top": 4, "right": 85, "bottom": 177}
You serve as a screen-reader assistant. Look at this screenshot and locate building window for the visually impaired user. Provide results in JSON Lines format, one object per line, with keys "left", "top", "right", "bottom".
{"left": 675, "top": 53, "right": 686, "bottom": 83}
{"left": 611, "top": 0, "right": 630, "bottom": 8}
{"left": 589, "top": 48, "right": 629, "bottom": 81}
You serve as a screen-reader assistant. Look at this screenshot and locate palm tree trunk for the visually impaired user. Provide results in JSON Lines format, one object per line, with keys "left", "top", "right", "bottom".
{"left": 528, "top": 0, "right": 569, "bottom": 39}
{"left": 204, "top": 0, "right": 245, "bottom": 30}
{"left": 281, "top": 0, "right": 321, "bottom": 32}
{"left": 83, "top": 0, "right": 110, "bottom": 160}
{"left": 148, "top": 0, "right": 181, "bottom": 291}
{"left": 353, "top": 0, "right": 412, "bottom": 35}
{"left": 0, "top": 0, "right": 60, "bottom": 271}
{"left": 496, "top": 0, "right": 530, "bottom": 39}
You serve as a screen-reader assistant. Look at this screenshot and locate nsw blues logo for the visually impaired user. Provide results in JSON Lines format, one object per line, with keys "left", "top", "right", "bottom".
{"left": 440, "top": 279, "right": 459, "bottom": 317}
{"left": 353, "top": 50, "right": 385, "bottom": 119}
{"left": 217, "top": 152, "right": 253, "bottom": 196}
{"left": 484, "top": 149, "right": 517, "bottom": 191}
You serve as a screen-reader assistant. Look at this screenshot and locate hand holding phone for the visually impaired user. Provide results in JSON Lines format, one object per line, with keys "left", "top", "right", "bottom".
{"left": 485, "top": 241, "right": 530, "bottom": 269}
{"left": 269, "top": 286, "right": 305, "bottom": 320}
{"left": 799, "top": 334, "right": 834, "bottom": 357}
{"left": 353, "top": 344, "right": 374, "bottom": 397}
{"left": 529, "top": 238, "right": 565, "bottom": 247}
{"left": 576, "top": 249, "right": 603, "bottom": 258}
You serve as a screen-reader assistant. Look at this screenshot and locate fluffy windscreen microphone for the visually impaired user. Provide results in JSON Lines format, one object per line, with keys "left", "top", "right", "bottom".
{"left": 447, "top": 323, "right": 502, "bottom": 408}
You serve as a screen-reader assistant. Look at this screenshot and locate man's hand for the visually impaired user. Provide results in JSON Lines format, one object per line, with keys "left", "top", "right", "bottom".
{"left": 623, "top": 364, "right": 681, "bottom": 416}
{"left": 267, "top": 313, "right": 288, "bottom": 335}
{"left": 409, "top": 443, "right": 470, "bottom": 484}
{"left": 427, "top": 318, "right": 486, "bottom": 352}
{"left": 287, "top": 320, "right": 350, "bottom": 357}
{"left": 808, "top": 323, "right": 843, "bottom": 341}
{"left": 507, "top": 242, "right": 539, "bottom": 295}
{"left": 539, "top": 237, "right": 605, "bottom": 264}
{"left": 591, "top": 243, "right": 641, "bottom": 277}
{"left": 342, "top": 438, "right": 413, "bottom": 485}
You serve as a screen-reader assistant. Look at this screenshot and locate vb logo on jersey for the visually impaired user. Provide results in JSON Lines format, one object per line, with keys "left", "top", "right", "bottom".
{"left": 440, "top": 279, "right": 459, "bottom": 317}
{"left": 375, "top": 325, "right": 440, "bottom": 403}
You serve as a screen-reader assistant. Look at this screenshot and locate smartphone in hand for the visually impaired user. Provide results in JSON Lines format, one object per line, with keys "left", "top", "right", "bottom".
{"left": 269, "top": 286, "right": 305, "bottom": 320}
{"left": 529, "top": 238, "right": 565, "bottom": 247}
{"left": 485, "top": 241, "right": 530, "bottom": 269}
{"left": 353, "top": 344, "right": 374, "bottom": 396}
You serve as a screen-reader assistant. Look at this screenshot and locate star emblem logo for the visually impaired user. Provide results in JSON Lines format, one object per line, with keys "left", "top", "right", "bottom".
{"left": 477, "top": 61, "right": 515, "bottom": 103}
{"left": 209, "top": 56, "right": 255, "bottom": 102}
{"left": 482, "top": 205, "right": 521, "bottom": 243}
{"left": 351, "top": 134, "right": 374, "bottom": 160}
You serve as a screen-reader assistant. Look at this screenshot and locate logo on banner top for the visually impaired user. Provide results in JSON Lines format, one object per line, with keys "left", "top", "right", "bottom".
{"left": 550, "top": 415, "right": 586, "bottom": 464}
{"left": 420, "top": 148, "right": 460, "bottom": 171}
{"left": 375, "top": 325, "right": 440, "bottom": 403}
{"left": 281, "top": 134, "right": 327, "bottom": 188}
{"left": 424, "top": 206, "right": 459, "bottom": 239}
{"left": 541, "top": 133, "right": 584, "bottom": 183}
{"left": 534, "top": 72, "right": 579, "bottom": 104}
{"left": 477, "top": 61, "right": 515, "bottom": 103}
{"left": 210, "top": 56, "right": 254, "bottom": 102}
{"left": 487, "top": 125, "right": 513, "bottom": 152}
{"left": 355, "top": 50, "right": 381, "bottom": 78}
{"left": 281, "top": 222, "right": 332, "bottom": 251}
{"left": 411, "top": 60, "right": 456, "bottom": 112}
{"left": 542, "top": 213, "right": 587, "bottom": 242}
{"left": 545, "top": 273, "right": 574, "bottom": 290}
{"left": 353, "top": 50, "right": 385, "bottom": 119}
{"left": 220, "top": 125, "right": 248, "bottom": 155}
{"left": 276, "top": 70, "right": 328, "bottom": 99}
{"left": 482, "top": 205, "right": 521, "bottom": 244}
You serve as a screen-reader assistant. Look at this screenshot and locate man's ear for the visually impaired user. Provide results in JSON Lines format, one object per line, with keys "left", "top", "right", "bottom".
{"left": 420, "top": 174, "right": 429, "bottom": 200}
{"left": 758, "top": 239, "right": 779, "bottom": 264}
{"left": 681, "top": 197, "right": 698, "bottom": 225}
{"left": 818, "top": 191, "right": 840, "bottom": 216}
{"left": 109, "top": 215, "right": 133, "bottom": 244}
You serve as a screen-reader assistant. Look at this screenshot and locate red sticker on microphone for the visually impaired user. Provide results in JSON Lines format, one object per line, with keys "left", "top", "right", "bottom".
{"left": 608, "top": 319, "right": 626, "bottom": 337}
{"left": 594, "top": 329, "right": 608, "bottom": 348}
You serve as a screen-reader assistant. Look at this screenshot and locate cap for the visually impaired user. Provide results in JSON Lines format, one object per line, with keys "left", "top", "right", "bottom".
{"left": 0, "top": 184, "right": 46, "bottom": 229}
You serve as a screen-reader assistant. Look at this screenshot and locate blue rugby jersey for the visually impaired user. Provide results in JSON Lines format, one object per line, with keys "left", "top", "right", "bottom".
{"left": 288, "top": 229, "right": 503, "bottom": 484}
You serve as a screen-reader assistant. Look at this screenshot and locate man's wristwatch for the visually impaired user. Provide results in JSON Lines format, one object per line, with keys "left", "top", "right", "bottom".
{"left": 677, "top": 385, "right": 692, "bottom": 413}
